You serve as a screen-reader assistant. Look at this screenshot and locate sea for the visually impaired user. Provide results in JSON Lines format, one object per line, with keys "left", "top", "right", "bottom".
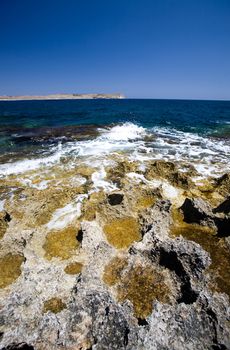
{"left": 0, "top": 99, "right": 230, "bottom": 180}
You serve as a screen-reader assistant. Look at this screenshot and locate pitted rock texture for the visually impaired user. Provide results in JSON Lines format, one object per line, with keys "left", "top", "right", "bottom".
{"left": 0, "top": 161, "right": 230, "bottom": 350}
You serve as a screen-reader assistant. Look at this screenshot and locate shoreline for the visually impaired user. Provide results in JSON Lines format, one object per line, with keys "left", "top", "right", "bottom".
{"left": 0, "top": 93, "right": 125, "bottom": 101}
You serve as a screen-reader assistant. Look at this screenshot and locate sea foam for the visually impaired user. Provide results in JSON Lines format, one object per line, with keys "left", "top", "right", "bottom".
{"left": 0, "top": 122, "right": 229, "bottom": 178}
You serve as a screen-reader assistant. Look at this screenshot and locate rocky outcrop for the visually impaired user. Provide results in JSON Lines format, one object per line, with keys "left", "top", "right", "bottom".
{"left": 0, "top": 161, "right": 230, "bottom": 349}
{"left": 180, "top": 197, "right": 230, "bottom": 238}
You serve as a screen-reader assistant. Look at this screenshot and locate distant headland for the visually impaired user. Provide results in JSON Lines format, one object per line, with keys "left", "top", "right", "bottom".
{"left": 0, "top": 93, "right": 125, "bottom": 101}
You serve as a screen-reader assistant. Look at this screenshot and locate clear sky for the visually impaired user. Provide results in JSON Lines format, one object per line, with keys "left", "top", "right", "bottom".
{"left": 0, "top": 0, "right": 230, "bottom": 99}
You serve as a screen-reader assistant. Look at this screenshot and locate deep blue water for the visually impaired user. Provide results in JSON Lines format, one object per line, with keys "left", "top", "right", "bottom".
{"left": 0, "top": 99, "right": 230, "bottom": 162}
{"left": 0, "top": 99, "right": 230, "bottom": 132}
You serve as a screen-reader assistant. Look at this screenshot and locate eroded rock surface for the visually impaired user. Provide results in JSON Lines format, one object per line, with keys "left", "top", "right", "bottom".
{"left": 0, "top": 160, "right": 229, "bottom": 350}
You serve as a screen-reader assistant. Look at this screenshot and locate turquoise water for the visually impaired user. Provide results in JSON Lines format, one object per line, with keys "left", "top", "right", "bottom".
{"left": 0, "top": 99, "right": 229, "bottom": 177}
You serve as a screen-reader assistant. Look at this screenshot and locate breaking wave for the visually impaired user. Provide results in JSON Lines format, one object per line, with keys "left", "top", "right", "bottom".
{"left": 0, "top": 122, "right": 229, "bottom": 177}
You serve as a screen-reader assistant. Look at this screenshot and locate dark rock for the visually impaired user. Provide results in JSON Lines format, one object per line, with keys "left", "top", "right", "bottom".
{"left": 3, "top": 212, "right": 11, "bottom": 223}
{"left": 68, "top": 290, "right": 137, "bottom": 350}
{"left": 180, "top": 198, "right": 214, "bottom": 224}
{"left": 159, "top": 247, "right": 198, "bottom": 304}
{"left": 76, "top": 228, "right": 84, "bottom": 243}
{"left": 107, "top": 193, "right": 124, "bottom": 206}
{"left": 214, "top": 217, "right": 230, "bottom": 238}
{"left": 1, "top": 344, "right": 34, "bottom": 350}
{"left": 180, "top": 197, "right": 230, "bottom": 237}
{"left": 213, "top": 197, "right": 230, "bottom": 215}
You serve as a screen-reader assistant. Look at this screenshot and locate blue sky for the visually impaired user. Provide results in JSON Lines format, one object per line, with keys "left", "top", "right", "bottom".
{"left": 0, "top": 0, "right": 230, "bottom": 99}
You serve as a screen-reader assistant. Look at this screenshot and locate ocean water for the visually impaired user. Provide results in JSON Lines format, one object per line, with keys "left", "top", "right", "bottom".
{"left": 0, "top": 99, "right": 230, "bottom": 178}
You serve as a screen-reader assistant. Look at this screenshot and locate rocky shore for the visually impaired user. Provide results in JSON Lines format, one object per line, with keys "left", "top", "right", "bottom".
{"left": 0, "top": 157, "right": 230, "bottom": 349}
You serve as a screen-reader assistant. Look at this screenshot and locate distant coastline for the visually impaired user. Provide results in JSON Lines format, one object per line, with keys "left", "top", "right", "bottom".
{"left": 0, "top": 93, "right": 125, "bottom": 101}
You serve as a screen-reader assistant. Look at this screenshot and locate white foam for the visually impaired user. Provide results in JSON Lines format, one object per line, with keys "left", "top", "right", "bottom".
{"left": 0, "top": 150, "right": 62, "bottom": 176}
{"left": 161, "top": 183, "right": 180, "bottom": 199}
{"left": 101, "top": 122, "right": 146, "bottom": 141}
{"left": 0, "top": 199, "right": 5, "bottom": 211}
{"left": 1, "top": 123, "right": 230, "bottom": 179}
{"left": 91, "top": 167, "right": 117, "bottom": 192}
{"left": 32, "top": 180, "right": 49, "bottom": 190}
{"left": 46, "top": 194, "right": 87, "bottom": 230}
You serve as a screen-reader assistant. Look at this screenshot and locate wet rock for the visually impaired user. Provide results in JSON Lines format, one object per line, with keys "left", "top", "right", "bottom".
{"left": 145, "top": 160, "right": 194, "bottom": 189}
{"left": 107, "top": 193, "right": 124, "bottom": 206}
{"left": 106, "top": 160, "right": 139, "bottom": 187}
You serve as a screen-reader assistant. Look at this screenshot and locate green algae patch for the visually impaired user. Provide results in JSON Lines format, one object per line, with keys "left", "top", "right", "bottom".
{"left": 43, "top": 226, "right": 80, "bottom": 260}
{"left": 0, "top": 253, "right": 24, "bottom": 288}
{"left": 136, "top": 195, "right": 156, "bottom": 209}
{"left": 43, "top": 297, "right": 66, "bottom": 314}
{"left": 64, "top": 261, "right": 83, "bottom": 275}
{"left": 117, "top": 264, "right": 170, "bottom": 319}
{"left": 103, "top": 256, "right": 128, "bottom": 286}
{"left": 171, "top": 208, "right": 230, "bottom": 298}
{"left": 104, "top": 217, "right": 141, "bottom": 249}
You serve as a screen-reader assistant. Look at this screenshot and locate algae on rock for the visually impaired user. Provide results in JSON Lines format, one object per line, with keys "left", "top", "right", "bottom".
{"left": 43, "top": 225, "right": 80, "bottom": 260}
{"left": 64, "top": 261, "right": 83, "bottom": 275}
{"left": 0, "top": 253, "right": 24, "bottom": 288}
{"left": 43, "top": 297, "right": 66, "bottom": 314}
{"left": 104, "top": 217, "right": 141, "bottom": 249}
